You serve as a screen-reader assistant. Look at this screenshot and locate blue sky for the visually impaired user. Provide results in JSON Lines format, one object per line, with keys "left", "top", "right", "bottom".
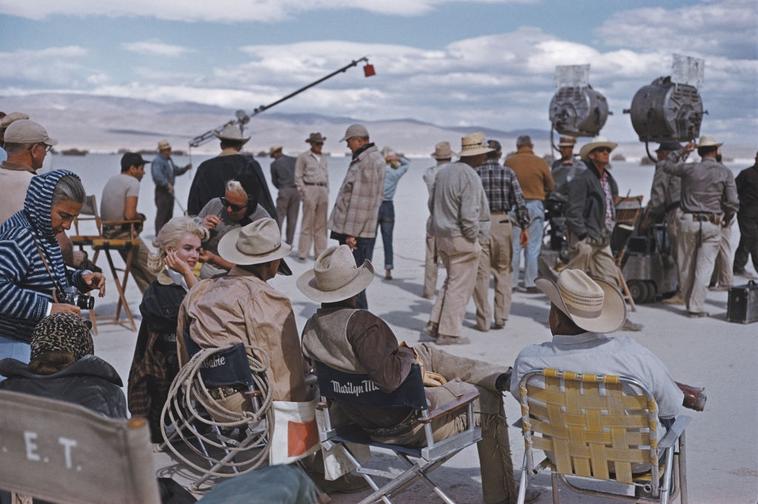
{"left": 0, "top": 0, "right": 756, "bottom": 142}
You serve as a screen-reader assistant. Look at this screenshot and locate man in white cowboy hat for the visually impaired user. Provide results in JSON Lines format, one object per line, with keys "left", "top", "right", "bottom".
{"left": 663, "top": 136, "right": 738, "bottom": 317}
{"left": 421, "top": 141, "right": 454, "bottom": 299}
{"left": 551, "top": 135, "right": 585, "bottom": 192}
{"left": 177, "top": 218, "right": 309, "bottom": 406}
{"left": 295, "top": 132, "right": 329, "bottom": 261}
{"left": 298, "top": 245, "right": 520, "bottom": 504}
{"left": 426, "top": 132, "right": 490, "bottom": 345}
{"left": 328, "top": 124, "right": 385, "bottom": 309}
{"left": 187, "top": 123, "right": 278, "bottom": 226}
{"left": 150, "top": 139, "right": 192, "bottom": 234}
{"left": 511, "top": 269, "right": 705, "bottom": 432}
{"left": 269, "top": 145, "right": 300, "bottom": 246}
{"left": 565, "top": 136, "right": 642, "bottom": 331}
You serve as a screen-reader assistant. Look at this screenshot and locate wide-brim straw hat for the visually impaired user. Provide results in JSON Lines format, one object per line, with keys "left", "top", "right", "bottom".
{"left": 579, "top": 136, "right": 618, "bottom": 160}
{"left": 297, "top": 245, "right": 375, "bottom": 303}
{"left": 459, "top": 132, "right": 493, "bottom": 157}
{"left": 696, "top": 135, "right": 722, "bottom": 148}
{"left": 215, "top": 124, "right": 251, "bottom": 143}
{"left": 535, "top": 269, "right": 626, "bottom": 333}
{"left": 217, "top": 218, "right": 291, "bottom": 266}
{"left": 431, "top": 141, "right": 456, "bottom": 160}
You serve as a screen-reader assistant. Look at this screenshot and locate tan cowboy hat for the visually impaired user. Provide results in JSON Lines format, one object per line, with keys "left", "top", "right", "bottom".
{"left": 306, "top": 132, "right": 326, "bottom": 144}
{"left": 579, "top": 136, "right": 618, "bottom": 160}
{"left": 297, "top": 245, "right": 375, "bottom": 303}
{"left": 269, "top": 145, "right": 283, "bottom": 155}
{"left": 214, "top": 124, "right": 250, "bottom": 143}
{"left": 696, "top": 135, "right": 722, "bottom": 148}
{"left": 535, "top": 269, "right": 626, "bottom": 333}
{"left": 459, "top": 132, "right": 493, "bottom": 157}
{"left": 217, "top": 218, "right": 291, "bottom": 265}
{"left": 431, "top": 141, "right": 455, "bottom": 160}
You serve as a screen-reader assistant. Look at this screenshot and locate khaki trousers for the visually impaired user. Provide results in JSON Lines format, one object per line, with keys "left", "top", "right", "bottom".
{"left": 276, "top": 186, "right": 301, "bottom": 245}
{"left": 567, "top": 241, "right": 621, "bottom": 289}
{"left": 375, "top": 344, "right": 516, "bottom": 504}
{"left": 474, "top": 216, "right": 513, "bottom": 329}
{"left": 710, "top": 221, "right": 733, "bottom": 288}
{"left": 423, "top": 219, "right": 439, "bottom": 298}
{"left": 429, "top": 236, "right": 480, "bottom": 339}
{"left": 298, "top": 185, "right": 328, "bottom": 259}
{"left": 678, "top": 214, "right": 721, "bottom": 313}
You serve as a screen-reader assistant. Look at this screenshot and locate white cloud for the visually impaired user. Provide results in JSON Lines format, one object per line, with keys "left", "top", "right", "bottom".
{"left": 0, "top": 0, "right": 535, "bottom": 22}
{"left": 0, "top": 45, "right": 97, "bottom": 87}
{"left": 122, "top": 40, "right": 191, "bottom": 57}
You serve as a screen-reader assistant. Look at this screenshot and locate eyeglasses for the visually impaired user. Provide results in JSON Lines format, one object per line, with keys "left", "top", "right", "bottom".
{"left": 221, "top": 197, "right": 247, "bottom": 212}
{"left": 28, "top": 143, "right": 53, "bottom": 154}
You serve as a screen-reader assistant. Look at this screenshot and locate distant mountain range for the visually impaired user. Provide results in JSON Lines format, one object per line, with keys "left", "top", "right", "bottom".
{"left": 0, "top": 92, "right": 550, "bottom": 156}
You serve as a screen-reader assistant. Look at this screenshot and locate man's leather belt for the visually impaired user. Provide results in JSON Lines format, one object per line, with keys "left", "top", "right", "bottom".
{"left": 304, "top": 182, "right": 327, "bottom": 186}
{"left": 685, "top": 212, "right": 722, "bottom": 225}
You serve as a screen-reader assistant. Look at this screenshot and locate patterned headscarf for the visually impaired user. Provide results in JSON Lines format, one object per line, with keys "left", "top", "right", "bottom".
{"left": 30, "top": 313, "right": 94, "bottom": 362}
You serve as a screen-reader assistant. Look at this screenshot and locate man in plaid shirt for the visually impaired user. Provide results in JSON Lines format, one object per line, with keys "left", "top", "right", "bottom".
{"left": 473, "top": 140, "right": 530, "bottom": 331}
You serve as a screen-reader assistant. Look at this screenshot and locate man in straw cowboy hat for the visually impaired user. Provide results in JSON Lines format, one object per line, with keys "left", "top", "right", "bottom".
{"left": 551, "top": 135, "right": 585, "bottom": 193}
{"left": 151, "top": 139, "right": 192, "bottom": 234}
{"left": 565, "top": 136, "right": 642, "bottom": 331}
{"left": 421, "top": 141, "right": 454, "bottom": 299}
{"left": 328, "top": 124, "right": 385, "bottom": 309}
{"left": 426, "top": 132, "right": 490, "bottom": 344}
{"left": 177, "top": 217, "right": 309, "bottom": 406}
{"left": 295, "top": 132, "right": 329, "bottom": 261}
{"left": 187, "top": 124, "right": 278, "bottom": 225}
{"left": 511, "top": 269, "right": 705, "bottom": 434}
{"left": 663, "top": 136, "right": 738, "bottom": 317}
{"left": 269, "top": 145, "right": 300, "bottom": 246}
{"left": 298, "top": 245, "right": 523, "bottom": 504}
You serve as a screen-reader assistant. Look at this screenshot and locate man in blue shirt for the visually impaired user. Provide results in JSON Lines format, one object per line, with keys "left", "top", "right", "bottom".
{"left": 377, "top": 149, "right": 409, "bottom": 280}
{"left": 150, "top": 139, "right": 191, "bottom": 235}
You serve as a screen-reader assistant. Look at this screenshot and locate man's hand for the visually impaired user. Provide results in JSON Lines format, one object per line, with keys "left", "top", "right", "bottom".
{"left": 345, "top": 236, "right": 357, "bottom": 250}
{"left": 81, "top": 271, "right": 106, "bottom": 297}
{"left": 167, "top": 183, "right": 174, "bottom": 194}
{"left": 684, "top": 141, "right": 696, "bottom": 153}
{"left": 519, "top": 229, "right": 529, "bottom": 247}
{"left": 199, "top": 249, "right": 217, "bottom": 264}
{"left": 51, "top": 303, "right": 81, "bottom": 316}
{"left": 203, "top": 215, "right": 221, "bottom": 230}
{"left": 184, "top": 163, "right": 192, "bottom": 171}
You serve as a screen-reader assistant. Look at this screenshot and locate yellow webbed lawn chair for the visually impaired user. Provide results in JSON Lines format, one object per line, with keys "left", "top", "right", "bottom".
{"left": 516, "top": 368, "right": 689, "bottom": 504}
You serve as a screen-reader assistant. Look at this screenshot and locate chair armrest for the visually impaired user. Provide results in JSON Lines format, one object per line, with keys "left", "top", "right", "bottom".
{"left": 659, "top": 415, "right": 691, "bottom": 450}
{"left": 101, "top": 219, "right": 143, "bottom": 226}
{"left": 420, "top": 389, "right": 479, "bottom": 423}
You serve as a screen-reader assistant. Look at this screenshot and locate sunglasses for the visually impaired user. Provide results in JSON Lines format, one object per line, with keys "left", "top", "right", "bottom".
{"left": 221, "top": 197, "right": 247, "bottom": 212}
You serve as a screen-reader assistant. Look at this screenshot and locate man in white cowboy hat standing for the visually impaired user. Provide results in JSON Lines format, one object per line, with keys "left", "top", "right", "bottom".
{"left": 295, "top": 132, "right": 329, "bottom": 261}
{"left": 269, "top": 145, "right": 300, "bottom": 246}
{"left": 421, "top": 141, "right": 454, "bottom": 299}
{"left": 511, "top": 268, "right": 705, "bottom": 433}
{"left": 663, "top": 136, "right": 738, "bottom": 317}
{"left": 187, "top": 124, "right": 278, "bottom": 223}
{"left": 427, "top": 132, "right": 490, "bottom": 345}
{"left": 565, "top": 136, "right": 642, "bottom": 331}
{"left": 151, "top": 139, "right": 192, "bottom": 235}
{"left": 177, "top": 218, "right": 308, "bottom": 405}
{"left": 328, "top": 124, "right": 385, "bottom": 309}
{"left": 551, "top": 135, "right": 584, "bottom": 193}
{"left": 298, "top": 245, "right": 520, "bottom": 504}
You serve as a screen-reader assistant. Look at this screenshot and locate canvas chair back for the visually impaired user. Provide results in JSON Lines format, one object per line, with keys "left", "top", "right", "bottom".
{"left": 0, "top": 390, "right": 160, "bottom": 504}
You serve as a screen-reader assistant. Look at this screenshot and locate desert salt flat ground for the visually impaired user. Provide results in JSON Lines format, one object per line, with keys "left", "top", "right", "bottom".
{"left": 55, "top": 152, "right": 758, "bottom": 503}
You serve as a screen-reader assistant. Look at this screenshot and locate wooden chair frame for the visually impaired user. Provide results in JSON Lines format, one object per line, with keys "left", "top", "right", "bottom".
{"left": 516, "top": 368, "right": 689, "bottom": 504}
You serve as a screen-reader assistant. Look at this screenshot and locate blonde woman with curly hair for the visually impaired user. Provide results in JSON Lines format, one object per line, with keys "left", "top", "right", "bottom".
{"left": 128, "top": 216, "right": 207, "bottom": 441}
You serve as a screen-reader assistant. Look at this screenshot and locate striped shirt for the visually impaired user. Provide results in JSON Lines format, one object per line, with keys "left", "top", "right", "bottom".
{"left": 475, "top": 160, "right": 530, "bottom": 228}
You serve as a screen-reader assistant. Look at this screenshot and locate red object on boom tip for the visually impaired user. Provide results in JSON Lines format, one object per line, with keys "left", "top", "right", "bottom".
{"left": 363, "top": 63, "right": 376, "bottom": 77}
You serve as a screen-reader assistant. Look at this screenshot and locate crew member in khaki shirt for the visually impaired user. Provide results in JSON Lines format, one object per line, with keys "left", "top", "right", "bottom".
{"left": 295, "top": 132, "right": 329, "bottom": 261}
{"left": 177, "top": 218, "right": 308, "bottom": 404}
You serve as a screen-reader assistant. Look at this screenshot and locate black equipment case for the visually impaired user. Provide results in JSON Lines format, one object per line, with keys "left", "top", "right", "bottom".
{"left": 727, "top": 281, "right": 758, "bottom": 324}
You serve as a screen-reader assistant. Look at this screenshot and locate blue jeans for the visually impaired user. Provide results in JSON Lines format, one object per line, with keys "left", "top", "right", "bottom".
{"left": 377, "top": 200, "right": 395, "bottom": 270}
{"left": 334, "top": 234, "right": 376, "bottom": 309}
{"left": 0, "top": 335, "right": 30, "bottom": 383}
{"left": 512, "top": 199, "right": 544, "bottom": 288}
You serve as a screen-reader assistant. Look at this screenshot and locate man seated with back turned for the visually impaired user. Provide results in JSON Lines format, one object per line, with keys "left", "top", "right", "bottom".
{"left": 298, "top": 245, "right": 524, "bottom": 504}
{"left": 511, "top": 269, "right": 706, "bottom": 436}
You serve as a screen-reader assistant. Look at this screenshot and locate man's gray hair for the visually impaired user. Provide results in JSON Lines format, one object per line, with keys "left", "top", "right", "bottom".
{"left": 52, "top": 175, "right": 85, "bottom": 205}
{"left": 225, "top": 180, "right": 248, "bottom": 199}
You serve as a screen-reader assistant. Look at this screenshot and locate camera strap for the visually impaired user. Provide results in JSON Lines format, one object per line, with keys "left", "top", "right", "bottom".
{"left": 35, "top": 242, "right": 65, "bottom": 302}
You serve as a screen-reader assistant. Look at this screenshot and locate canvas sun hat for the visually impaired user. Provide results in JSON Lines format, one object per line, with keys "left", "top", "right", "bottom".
{"left": 157, "top": 139, "right": 171, "bottom": 151}
{"left": 214, "top": 124, "right": 250, "bottom": 143}
{"left": 269, "top": 145, "right": 283, "bottom": 155}
{"left": 0, "top": 112, "right": 30, "bottom": 130}
{"left": 579, "top": 136, "right": 618, "bottom": 161}
{"left": 459, "top": 132, "right": 493, "bottom": 157}
{"left": 3, "top": 119, "right": 57, "bottom": 146}
{"left": 217, "top": 218, "right": 291, "bottom": 266}
{"left": 535, "top": 268, "right": 626, "bottom": 333}
{"left": 431, "top": 141, "right": 455, "bottom": 160}
{"left": 297, "top": 245, "right": 375, "bottom": 303}
{"left": 340, "top": 124, "right": 369, "bottom": 142}
{"left": 696, "top": 136, "right": 722, "bottom": 148}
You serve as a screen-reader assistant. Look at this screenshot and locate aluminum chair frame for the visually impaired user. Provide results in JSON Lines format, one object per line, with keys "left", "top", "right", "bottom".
{"left": 314, "top": 362, "right": 482, "bottom": 504}
{"left": 516, "top": 368, "right": 689, "bottom": 504}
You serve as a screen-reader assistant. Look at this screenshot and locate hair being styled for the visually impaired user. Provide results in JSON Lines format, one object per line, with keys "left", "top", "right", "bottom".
{"left": 148, "top": 216, "right": 208, "bottom": 273}
{"left": 52, "top": 175, "right": 86, "bottom": 205}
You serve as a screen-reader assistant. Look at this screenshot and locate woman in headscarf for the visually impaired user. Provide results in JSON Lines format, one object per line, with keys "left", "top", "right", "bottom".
{"left": 0, "top": 170, "right": 105, "bottom": 364}
{"left": 127, "top": 215, "right": 207, "bottom": 442}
